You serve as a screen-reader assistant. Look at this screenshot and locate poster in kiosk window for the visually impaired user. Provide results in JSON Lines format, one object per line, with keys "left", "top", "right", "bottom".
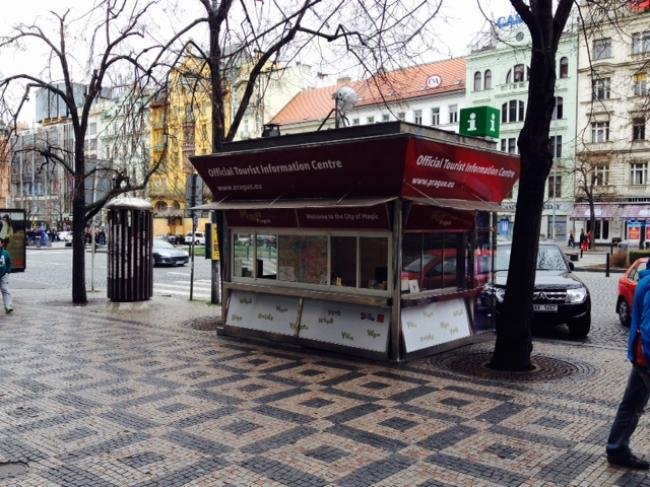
{"left": 0, "top": 209, "right": 26, "bottom": 272}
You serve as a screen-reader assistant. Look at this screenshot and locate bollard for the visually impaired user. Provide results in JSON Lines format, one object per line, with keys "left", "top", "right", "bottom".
{"left": 606, "top": 252, "right": 610, "bottom": 277}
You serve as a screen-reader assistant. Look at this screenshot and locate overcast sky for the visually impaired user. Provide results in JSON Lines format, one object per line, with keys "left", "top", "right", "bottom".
{"left": 2, "top": 0, "right": 517, "bottom": 122}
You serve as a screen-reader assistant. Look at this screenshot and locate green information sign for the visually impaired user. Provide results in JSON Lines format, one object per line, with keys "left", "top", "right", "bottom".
{"left": 459, "top": 106, "right": 500, "bottom": 139}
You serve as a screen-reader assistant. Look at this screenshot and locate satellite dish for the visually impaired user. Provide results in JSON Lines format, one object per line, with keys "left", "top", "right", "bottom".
{"left": 334, "top": 86, "right": 358, "bottom": 128}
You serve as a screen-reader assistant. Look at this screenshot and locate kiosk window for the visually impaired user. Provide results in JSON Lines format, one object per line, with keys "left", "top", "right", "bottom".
{"left": 233, "top": 233, "right": 255, "bottom": 278}
{"left": 360, "top": 237, "right": 388, "bottom": 290}
{"left": 256, "top": 234, "right": 277, "bottom": 279}
{"left": 278, "top": 235, "right": 328, "bottom": 284}
{"left": 331, "top": 236, "right": 357, "bottom": 287}
{"left": 402, "top": 232, "right": 463, "bottom": 292}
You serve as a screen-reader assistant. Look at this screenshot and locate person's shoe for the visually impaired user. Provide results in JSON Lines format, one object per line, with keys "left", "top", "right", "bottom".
{"left": 607, "top": 452, "right": 650, "bottom": 469}
{"left": 5, "top": 306, "right": 12, "bottom": 314}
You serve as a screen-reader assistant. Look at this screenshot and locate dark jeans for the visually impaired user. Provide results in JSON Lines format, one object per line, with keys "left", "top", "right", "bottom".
{"left": 607, "top": 364, "right": 650, "bottom": 456}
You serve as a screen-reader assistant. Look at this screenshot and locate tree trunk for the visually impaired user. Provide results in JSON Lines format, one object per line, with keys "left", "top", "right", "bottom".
{"left": 72, "top": 154, "right": 87, "bottom": 304}
{"left": 490, "top": 162, "right": 547, "bottom": 370}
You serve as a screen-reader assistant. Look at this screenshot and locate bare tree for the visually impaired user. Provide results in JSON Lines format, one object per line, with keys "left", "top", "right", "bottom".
{"left": 0, "top": 1, "right": 167, "bottom": 304}
{"left": 489, "top": 0, "right": 575, "bottom": 371}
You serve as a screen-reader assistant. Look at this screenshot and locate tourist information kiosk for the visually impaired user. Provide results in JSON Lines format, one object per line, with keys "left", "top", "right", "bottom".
{"left": 191, "top": 122, "right": 519, "bottom": 361}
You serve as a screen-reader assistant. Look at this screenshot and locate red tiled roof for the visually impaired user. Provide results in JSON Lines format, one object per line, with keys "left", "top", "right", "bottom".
{"left": 271, "top": 58, "right": 466, "bottom": 126}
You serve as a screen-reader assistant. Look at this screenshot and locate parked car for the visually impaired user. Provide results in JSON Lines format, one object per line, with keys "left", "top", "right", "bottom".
{"left": 153, "top": 239, "right": 189, "bottom": 266}
{"left": 185, "top": 232, "right": 205, "bottom": 245}
{"left": 484, "top": 242, "right": 591, "bottom": 338}
{"left": 616, "top": 257, "right": 649, "bottom": 327}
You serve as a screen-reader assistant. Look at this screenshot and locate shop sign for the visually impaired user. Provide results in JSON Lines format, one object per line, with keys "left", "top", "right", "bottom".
{"left": 425, "top": 75, "right": 442, "bottom": 89}
{"left": 459, "top": 106, "right": 500, "bottom": 139}
{"left": 405, "top": 205, "right": 473, "bottom": 231}
{"left": 401, "top": 298, "right": 470, "bottom": 353}
{"left": 226, "top": 291, "right": 300, "bottom": 336}
{"left": 194, "top": 137, "right": 407, "bottom": 200}
{"left": 495, "top": 13, "right": 523, "bottom": 29}
{"left": 296, "top": 205, "right": 389, "bottom": 230}
{"left": 300, "top": 299, "right": 390, "bottom": 352}
{"left": 0, "top": 209, "right": 26, "bottom": 272}
{"left": 225, "top": 209, "right": 297, "bottom": 227}
{"left": 403, "top": 138, "right": 519, "bottom": 203}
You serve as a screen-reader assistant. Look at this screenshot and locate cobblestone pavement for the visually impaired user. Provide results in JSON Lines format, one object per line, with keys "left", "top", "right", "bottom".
{"left": 0, "top": 287, "right": 648, "bottom": 486}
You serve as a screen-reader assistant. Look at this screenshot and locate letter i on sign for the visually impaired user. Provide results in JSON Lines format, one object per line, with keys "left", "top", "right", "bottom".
{"left": 467, "top": 113, "right": 477, "bottom": 132}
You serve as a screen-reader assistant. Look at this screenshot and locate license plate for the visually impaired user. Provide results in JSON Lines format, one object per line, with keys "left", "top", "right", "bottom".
{"left": 533, "top": 304, "right": 558, "bottom": 312}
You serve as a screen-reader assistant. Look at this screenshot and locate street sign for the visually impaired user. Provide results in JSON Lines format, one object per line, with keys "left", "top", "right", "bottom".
{"left": 459, "top": 106, "right": 500, "bottom": 139}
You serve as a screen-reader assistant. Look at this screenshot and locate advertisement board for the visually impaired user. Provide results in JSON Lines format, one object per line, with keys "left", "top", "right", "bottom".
{"left": 401, "top": 298, "right": 470, "bottom": 353}
{"left": 0, "top": 209, "right": 26, "bottom": 272}
{"left": 226, "top": 290, "right": 299, "bottom": 336}
{"left": 300, "top": 299, "right": 390, "bottom": 352}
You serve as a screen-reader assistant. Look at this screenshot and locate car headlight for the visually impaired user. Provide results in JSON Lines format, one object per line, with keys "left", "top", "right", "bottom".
{"left": 566, "top": 287, "right": 588, "bottom": 303}
{"left": 158, "top": 252, "right": 172, "bottom": 258}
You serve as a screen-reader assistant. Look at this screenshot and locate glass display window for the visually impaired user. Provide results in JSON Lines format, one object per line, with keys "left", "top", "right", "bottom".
{"left": 401, "top": 232, "right": 465, "bottom": 293}
{"left": 331, "top": 236, "right": 357, "bottom": 287}
{"left": 233, "top": 233, "right": 255, "bottom": 278}
{"left": 359, "top": 237, "right": 389, "bottom": 290}
{"left": 231, "top": 228, "right": 391, "bottom": 296}
{"left": 278, "top": 235, "right": 328, "bottom": 285}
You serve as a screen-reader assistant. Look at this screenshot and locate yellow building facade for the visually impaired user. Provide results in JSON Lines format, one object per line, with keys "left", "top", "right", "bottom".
{"left": 149, "top": 56, "right": 217, "bottom": 238}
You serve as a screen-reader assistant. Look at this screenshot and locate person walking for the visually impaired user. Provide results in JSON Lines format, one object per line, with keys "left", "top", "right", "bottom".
{"left": 606, "top": 262, "right": 650, "bottom": 469}
{"left": 579, "top": 229, "right": 586, "bottom": 251}
{"left": 0, "top": 239, "right": 12, "bottom": 314}
{"left": 568, "top": 231, "right": 575, "bottom": 248}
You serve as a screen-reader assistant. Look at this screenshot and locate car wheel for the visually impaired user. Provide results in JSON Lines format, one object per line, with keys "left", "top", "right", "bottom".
{"left": 617, "top": 298, "right": 630, "bottom": 327}
{"left": 568, "top": 315, "right": 591, "bottom": 338}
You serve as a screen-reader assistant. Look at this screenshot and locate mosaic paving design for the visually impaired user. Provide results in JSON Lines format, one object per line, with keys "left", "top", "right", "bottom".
{"left": 0, "top": 295, "right": 645, "bottom": 486}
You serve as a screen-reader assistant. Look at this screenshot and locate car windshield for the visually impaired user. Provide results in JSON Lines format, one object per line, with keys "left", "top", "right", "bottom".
{"left": 495, "top": 244, "right": 568, "bottom": 272}
{"left": 403, "top": 254, "right": 435, "bottom": 273}
{"left": 154, "top": 239, "right": 175, "bottom": 250}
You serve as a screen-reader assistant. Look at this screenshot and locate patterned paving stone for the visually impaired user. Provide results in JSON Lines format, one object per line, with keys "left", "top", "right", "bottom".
{"left": 379, "top": 416, "right": 419, "bottom": 432}
{"left": 1, "top": 288, "right": 645, "bottom": 486}
{"left": 305, "top": 445, "right": 348, "bottom": 463}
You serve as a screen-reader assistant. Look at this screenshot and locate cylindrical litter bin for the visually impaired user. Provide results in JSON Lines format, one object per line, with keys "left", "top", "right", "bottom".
{"left": 106, "top": 197, "right": 153, "bottom": 302}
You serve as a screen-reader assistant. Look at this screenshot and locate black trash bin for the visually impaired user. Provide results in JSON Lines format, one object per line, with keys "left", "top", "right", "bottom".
{"left": 106, "top": 197, "right": 153, "bottom": 302}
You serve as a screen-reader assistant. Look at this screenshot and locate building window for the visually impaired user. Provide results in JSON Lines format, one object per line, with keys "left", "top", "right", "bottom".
{"left": 398, "top": 112, "right": 406, "bottom": 121}
{"left": 500, "top": 137, "right": 518, "bottom": 154}
{"left": 414, "top": 109, "right": 423, "bottom": 125}
{"left": 549, "top": 135, "right": 562, "bottom": 158}
{"left": 367, "top": 116, "right": 375, "bottom": 124}
{"left": 592, "top": 78, "right": 611, "bottom": 100}
{"left": 473, "top": 71, "right": 482, "bottom": 91}
{"left": 592, "top": 164, "right": 610, "bottom": 186}
{"left": 88, "top": 122, "right": 97, "bottom": 135}
{"left": 352, "top": 118, "right": 360, "bottom": 125}
{"left": 633, "top": 72, "right": 647, "bottom": 97}
{"left": 632, "top": 31, "right": 650, "bottom": 54}
{"left": 484, "top": 70, "right": 492, "bottom": 89}
{"left": 633, "top": 117, "right": 646, "bottom": 141}
{"left": 591, "top": 121, "right": 610, "bottom": 143}
{"left": 382, "top": 113, "right": 390, "bottom": 122}
{"left": 593, "top": 38, "right": 612, "bottom": 60}
{"left": 431, "top": 107, "right": 440, "bottom": 126}
{"left": 552, "top": 96, "right": 563, "bottom": 120}
{"left": 631, "top": 162, "right": 648, "bottom": 185}
{"left": 513, "top": 64, "right": 526, "bottom": 82}
{"left": 501, "top": 100, "right": 525, "bottom": 123}
{"left": 448, "top": 104, "right": 458, "bottom": 124}
{"left": 548, "top": 174, "right": 562, "bottom": 198}
{"left": 559, "top": 57, "right": 569, "bottom": 78}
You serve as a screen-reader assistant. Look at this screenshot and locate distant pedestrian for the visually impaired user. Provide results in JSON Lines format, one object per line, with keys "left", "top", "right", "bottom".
{"left": 606, "top": 262, "right": 650, "bottom": 469}
{"left": 568, "top": 231, "right": 575, "bottom": 248}
{"left": 587, "top": 230, "right": 594, "bottom": 250}
{"left": 579, "top": 229, "right": 586, "bottom": 251}
{"left": 0, "top": 239, "right": 12, "bottom": 314}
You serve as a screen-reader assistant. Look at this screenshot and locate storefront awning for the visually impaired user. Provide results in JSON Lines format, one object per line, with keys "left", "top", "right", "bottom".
{"left": 620, "top": 205, "right": 650, "bottom": 219}
{"left": 570, "top": 203, "right": 622, "bottom": 220}
{"left": 192, "top": 196, "right": 397, "bottom": 210}
{"left": 404, "top": 196, "right": 511, "bottom": 212}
